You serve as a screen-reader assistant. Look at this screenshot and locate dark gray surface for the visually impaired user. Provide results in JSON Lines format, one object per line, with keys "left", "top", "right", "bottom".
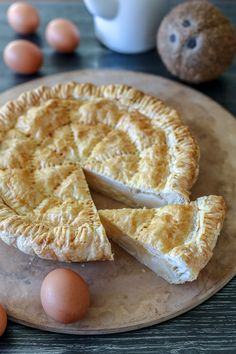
{"left": 0, "top": 1, "right": 235, "bottom": 353}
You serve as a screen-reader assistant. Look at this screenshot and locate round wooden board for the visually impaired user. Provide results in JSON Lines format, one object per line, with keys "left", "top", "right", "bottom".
{"left": 0, "top": 70, "right": 235, "bottom": 335}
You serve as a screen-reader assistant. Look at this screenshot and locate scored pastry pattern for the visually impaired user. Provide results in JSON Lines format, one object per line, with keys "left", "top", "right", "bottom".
{"left": 99, "top": 196, "right": 226, "bottom": 283}
{"left": 0, "top": 82, "right": 199, "bottom": 263}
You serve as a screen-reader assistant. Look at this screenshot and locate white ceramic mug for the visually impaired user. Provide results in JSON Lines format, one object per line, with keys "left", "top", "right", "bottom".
{"left": 83, "top": 0, "right": 167, "bottom": 54}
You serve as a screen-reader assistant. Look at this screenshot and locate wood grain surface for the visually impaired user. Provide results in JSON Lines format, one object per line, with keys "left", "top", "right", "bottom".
{"left": 0, "top": 1, "right": 236, "bottom": 353}
{"left": 0, "top": 70, "right": 235, "bottom": 337}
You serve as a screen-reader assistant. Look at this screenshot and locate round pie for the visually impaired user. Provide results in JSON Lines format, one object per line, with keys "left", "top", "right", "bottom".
{"left": 0, "top": 82, "right": 200, "bottom": 262}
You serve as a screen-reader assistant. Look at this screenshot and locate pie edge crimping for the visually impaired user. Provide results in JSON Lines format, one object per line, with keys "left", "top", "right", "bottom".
{"left": 0, "top": 82, "right": 200, "bottom": 263}
{"left": 99, "top": 195, "right": 226, "bottom": 284}
{"left": 1, "top": 82, "right": 200, "bottom": 205}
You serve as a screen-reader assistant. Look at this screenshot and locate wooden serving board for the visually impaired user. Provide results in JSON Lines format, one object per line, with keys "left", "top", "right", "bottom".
{"left": 0, "top": 70, "right": 235, "bottom": 335}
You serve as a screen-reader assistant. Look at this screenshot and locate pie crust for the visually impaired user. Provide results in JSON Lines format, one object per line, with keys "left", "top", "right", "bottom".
{"left": 0, "top": 82, "right": 199, "bottom": 262}
{"left": 0, "top": 161, "right": 113, "bottom": 261}
{"left": 99, "top": 196, "right": 226, "bottom": 283}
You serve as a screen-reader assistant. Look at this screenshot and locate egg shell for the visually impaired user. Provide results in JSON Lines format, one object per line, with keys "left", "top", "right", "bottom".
{"left": 46, "top": 18, "right": 80, "bottom": 53}
{"left": 40, "top": 268, "right": 90, "bottom": 324}
{"left": 0, "top": 304, "right": 7, "bottom": 336}
{"left": 3, "top": 40, "right": 43, "bottom": 75}
{"left": 7, "top": 2, "right": 40, "bottom": 35}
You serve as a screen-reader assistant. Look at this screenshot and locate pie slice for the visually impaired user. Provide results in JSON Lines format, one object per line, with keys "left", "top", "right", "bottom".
{"left": 99, "top": 196, "right": 225, "bottom": 283}
{"left": 0, "top": 161, "right": 113, "bottom": 261}
{"left": 0, "top": 82, "right": 199, "bottom": 261}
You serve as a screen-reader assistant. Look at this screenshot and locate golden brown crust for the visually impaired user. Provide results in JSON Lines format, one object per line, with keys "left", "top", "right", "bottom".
{"left": 0, "top": 83, "right": 199, "bottom": 199}
{"left": 99, "top": 196, "right": 226, "bottom": 283}
{"left": 169, "top": 195, "right": 226, "bottom": 278}
{"left": 0, "top": 164, "right": 113, "bottom": 262}
{"left": 0, "top": 82, "right": 199, "bottom": 261}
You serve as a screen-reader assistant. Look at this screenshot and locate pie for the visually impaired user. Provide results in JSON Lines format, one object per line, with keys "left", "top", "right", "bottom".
{"left": 99, "top": 196, "right": 225, "bottom": 283}
{"left": 2, "top": 82, "right": 199, "bottom": 205}
{"left": 0, "top": 160, "right": 113, "bottom": 261}
{"left": 0, "top": 82, "right": 200, "bottom": 262}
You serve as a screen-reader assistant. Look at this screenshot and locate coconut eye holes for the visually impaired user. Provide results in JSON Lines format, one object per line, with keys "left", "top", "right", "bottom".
{"left": 187, "top": 37, "right": 197, "bottom": 49}
{"left": 182, "top": 19, "right": 191, "bottom": 27}
{"left": 169, "top": 33, "right": 176, "bottom": 43}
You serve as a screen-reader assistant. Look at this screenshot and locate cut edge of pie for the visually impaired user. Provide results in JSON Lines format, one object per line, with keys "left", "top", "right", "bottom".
{"left": 99, "top": 196, "right": 226, "bottom": 283}
{"left": 0, "top": 82, "right": 200, "bottom": 207}
{"left": 0, "top": 164, "right": 113, "bottom": 262}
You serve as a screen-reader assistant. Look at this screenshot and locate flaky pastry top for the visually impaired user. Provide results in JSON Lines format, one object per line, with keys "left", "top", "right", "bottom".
{"left": 99, "top": 195, "right": 226, "bottom": 278}
{"left": 0, "top": 82, "right": 199, "bottom": 261}
{"left": 0, "top": 82, "right": 199, "bottom": 199}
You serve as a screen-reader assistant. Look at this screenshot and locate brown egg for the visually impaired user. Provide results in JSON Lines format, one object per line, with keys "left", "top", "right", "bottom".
{"left": 7, "top": 2, "right": 40, "bottom": 35}
{"left": 0, "top": 304, "right": 7, "bottom": 336}
{"left": 40, "top": 268, "right": 90, "bottom": 324}
{"left": 3, "top": 40, "right": 43, "bottom": 75}
{"left": 46, "top": 18, "right": 80, "bottom": 53}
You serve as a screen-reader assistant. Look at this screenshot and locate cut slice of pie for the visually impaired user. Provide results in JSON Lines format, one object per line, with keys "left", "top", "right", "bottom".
{"left": 99, "top": 196, "right": 225, "bottom": 283}
{"left": 0, "top": 82, "right": 199, "bottom": 261}
{"left": 0, "top": 162, "right": 113, "bottom": 261}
